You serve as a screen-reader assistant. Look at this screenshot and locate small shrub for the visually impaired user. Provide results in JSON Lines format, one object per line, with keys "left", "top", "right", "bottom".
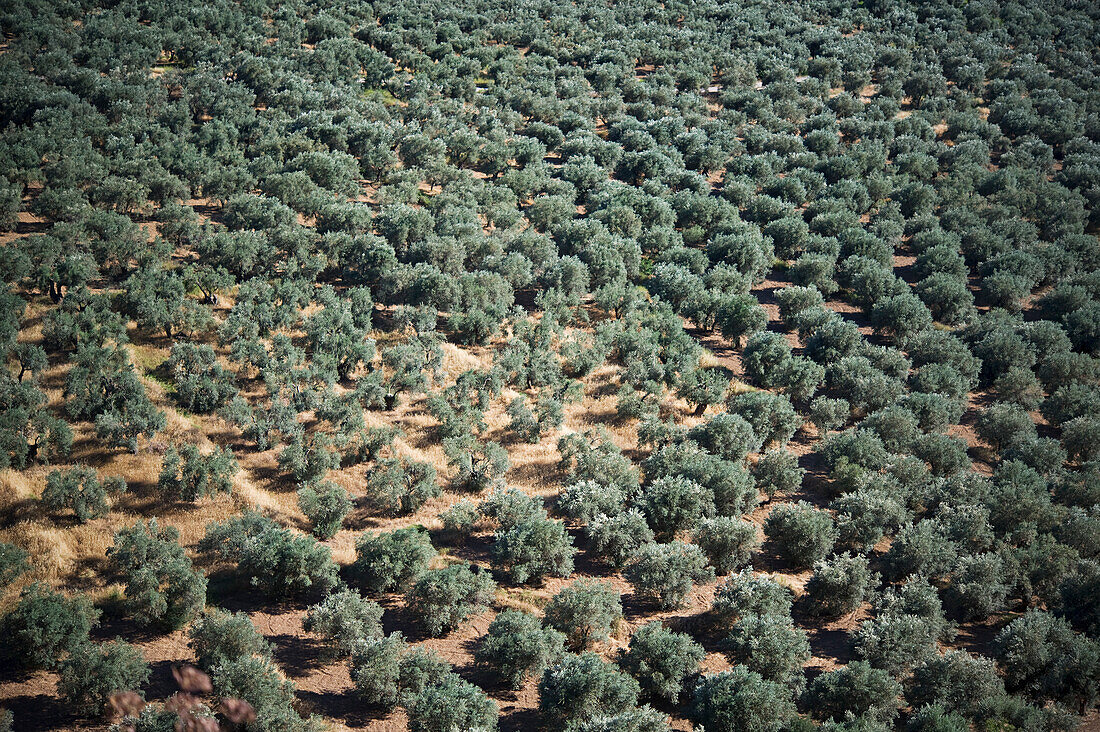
{"left": 561, "top": 706, "right": 669, "bottom": 732}
{"left": 166, "top": 342, "right": 238, "bottom": 414}
{"left": 558, "top": 429, "right": 639, "bottom": 493}
{"left": 108, "top": 705, "right": 181, "bottom": 732}
{"left": 832, "top": 488, "right": 909, "bottom": 552}
{"left": 943, "top": 552, "right": 1009, "bottom": 621}
{"left": 625, "top": 541, "right": 714, "bottom": 610}
{"left": 475, "top": 609, "right": 566, "bottom": 689}
{"left": 643, "top": 442, "right": 757, "bottom": 517}
{"left": 506, "top": 396, "right": 541, "bottom": 443}
{"left": 884, "top": 521, "right": 959, "bottom": 580}
{"left": 397, "top": 647, "right": 456, "bottom": 705}
{"left": 446, "top": 439, "right": 509, "bottom": 493}
{"left": 439, "top": 499, "right": 480, "bottom": 539}
{"left": 726, "top": 390, "right": 801, "bottom": 448}
{"left": 479, "top": 487, "right": 542, "bottom": 530}
{"left": 809, "top": 397, "right": 850, "bottom": 435}
{"left": 544, "top": 579, "right": 623, "bottom": 650}
{"left": 975, "top": 403, "right": 1036, "bottom": 453}
{"left": 618, "top": 622, "right": 704, "bottom": 702}
{"left": 405, "top": 563, "right": 496, "bottom": 637}
{"left": 687, "top": 413, "right": 760, "bottom": 462}
{"left": 853, "top": 614, "right": 942, "bottom": 677}
{"left": 906, "top": 704, "right": 969, "bottom": 732}
{"left": 994, "top": 609, "right": 1100, "bottom": 710}
{"left": 278, "top": 431, "right": 340, "bottom": 487}
{"left": 0, "top": 541, "right": 28, "bottom": 589}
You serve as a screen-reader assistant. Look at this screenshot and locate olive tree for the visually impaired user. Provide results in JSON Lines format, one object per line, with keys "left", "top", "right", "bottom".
{"left": 544, "top": 580, "right": 623, "bottom": 650}
{"left": 42, "top": 466, "right": 126, "bottom": 523}
{"left": 490, "top": 511, "right": 575, "bottom": 585}
{"left": 763, "top": 501, "right": 837, "bottom": 569}
{"left": 350, "top": 527, "right": 436, "bottom": 595}
{"left": 724, "top": 613, "right": 810, "bottom": 689}
{"left": 57, "top": 640, "right": 150, "bottom": 716}
{"left": 803, "top": 552, "right": 876, "bottom": 618}
{"left": 297, "top": 481, "right": 352, "bottom": 539}
{"left": 474, "top": 609, "right": 566, "bottom": 689}
{"left": 405, "top": 563, "right": 496, "bottom": 637}
{"left": 303, "top": 590, "right": 384, "bottom": 658}
{"left": 625, "top": 541, "right": 714, "bottom": 609}
{"left": 694, "top": 517, "right": 759, "bottom": 574}
{"left": 188, "top": 609, "right": 272, "bottom": 671}
{"left": 618, "top": 622, "right": 705, "bottom": 702}
{"left": 538, "top": 653, "right": 641, "bottom": 728}
{"left": 804, "top": 660, "right": 903, "bottom": 727}
{"left": 690, "top": 667, "right": 797, "bottom": 732}
{"left": 3, "top": 583, "right": 100, "bottom": 671}
{"left": 107, "top": 519, "right": 207, "bottom": 630}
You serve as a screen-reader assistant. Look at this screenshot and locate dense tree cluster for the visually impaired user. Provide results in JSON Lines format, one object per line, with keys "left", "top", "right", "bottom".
{"left": 1, "top": 0, "right": 1100, "bottom": 727}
